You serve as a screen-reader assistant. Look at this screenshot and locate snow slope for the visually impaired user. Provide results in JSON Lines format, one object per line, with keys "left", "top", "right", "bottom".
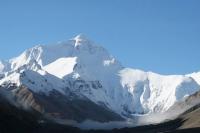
{"left": 43, "top": 57, "right": 77, "bottom": 78}
{"left": 0, "top": 34, "right": 200, "bottom": 118}
{"left": 187, "top": 72, "right": 200, "bottom": 85}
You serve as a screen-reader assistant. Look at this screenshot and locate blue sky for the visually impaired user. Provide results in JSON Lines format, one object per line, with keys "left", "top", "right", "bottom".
{"left": 0, "top": 0, "right": 200, "bottom": 74}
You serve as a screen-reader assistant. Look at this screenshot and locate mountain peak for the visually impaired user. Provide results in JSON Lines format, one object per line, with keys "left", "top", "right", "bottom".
{"left": 74, "top": 34, "right": 88, "bottom": 40}
{"left": 72, "top": 34, "right": 91, "bottom": 47}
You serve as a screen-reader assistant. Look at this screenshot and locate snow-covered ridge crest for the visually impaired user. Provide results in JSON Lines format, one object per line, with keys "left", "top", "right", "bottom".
{"left": 187, "top": 71, "right": 200, "bottom": 85}
{"left": 0, "top": 34, "right": 200, "bottom": 117}
{"left": 119, "top": 68, "right": 200, "bottom": 113}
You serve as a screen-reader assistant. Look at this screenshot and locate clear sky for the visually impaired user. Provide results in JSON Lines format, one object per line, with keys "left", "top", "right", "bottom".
{"left": 0, "top": 0, "right": 200, "bottom": 74}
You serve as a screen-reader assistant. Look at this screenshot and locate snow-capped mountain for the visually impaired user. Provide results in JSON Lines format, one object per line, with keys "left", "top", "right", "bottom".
{"left": 0, "top": 34, "right": 200, "bottom": 124}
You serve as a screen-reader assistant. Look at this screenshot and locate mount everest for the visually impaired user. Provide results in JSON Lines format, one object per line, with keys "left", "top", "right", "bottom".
{"left": 0, "top": 34, "right": 200, "bottom": 128}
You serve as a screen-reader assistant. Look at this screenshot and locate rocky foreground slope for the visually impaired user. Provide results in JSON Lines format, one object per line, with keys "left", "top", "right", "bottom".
{"left": 1, "top": 91, "right": 200, "bottom": 133}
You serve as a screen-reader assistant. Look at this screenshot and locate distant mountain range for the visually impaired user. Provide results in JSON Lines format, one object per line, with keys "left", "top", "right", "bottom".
{"left": 0, "top": 34, "right": 200, "bottom": 131}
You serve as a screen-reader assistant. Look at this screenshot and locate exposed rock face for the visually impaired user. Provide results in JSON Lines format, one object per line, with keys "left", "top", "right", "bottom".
{"left": 0, "top": 84, "right": 123, "bottom": 123}
{"left": 14, "top": 86, "right": 43, "bottom": 112}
